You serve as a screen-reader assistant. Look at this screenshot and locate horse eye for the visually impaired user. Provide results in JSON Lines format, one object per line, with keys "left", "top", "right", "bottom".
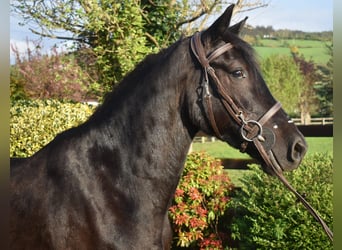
{"left": 230, "top": 70, "right": 246, "bottom": 79}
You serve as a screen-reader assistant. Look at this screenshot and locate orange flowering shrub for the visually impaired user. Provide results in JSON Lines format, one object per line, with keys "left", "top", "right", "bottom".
{"left": 169, "top": 152, "right": 233, "bottom": 249}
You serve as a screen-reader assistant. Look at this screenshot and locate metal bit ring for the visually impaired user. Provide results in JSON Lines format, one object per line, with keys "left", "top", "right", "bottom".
{"left": 240, "top": 120, "right": 263, "bottom": 142}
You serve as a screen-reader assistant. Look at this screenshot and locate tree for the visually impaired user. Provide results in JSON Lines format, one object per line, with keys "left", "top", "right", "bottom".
{"left": 12, "top": 0, "right": 150, "bottom": 92}
{"left": 260, "top": 54, "right": 305, "bottom": 117}
{"left": 314, "top": 43, "right": 333, "bottom": 117}
{"left": 291, "top": 48, "right": 321, "bottom": 123}
{"left": 232, "top": 0, "right": 269, "bottom": 15}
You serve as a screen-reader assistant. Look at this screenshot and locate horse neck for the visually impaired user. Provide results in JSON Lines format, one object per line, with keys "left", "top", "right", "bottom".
{"left": 87, "top": 41, "right": 197, "bottom": 202}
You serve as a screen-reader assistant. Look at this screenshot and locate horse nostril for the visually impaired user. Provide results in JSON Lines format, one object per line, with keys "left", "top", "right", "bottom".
{"left": 291, "top": 140, "right": 307, "bottom": 162}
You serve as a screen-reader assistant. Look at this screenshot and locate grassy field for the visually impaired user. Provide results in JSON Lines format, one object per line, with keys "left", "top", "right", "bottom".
{"left": 192, "top": 137, "right": 333, "bottom": 186}
{"left": 192, "top": 137, "right": 333, "bottom": 158}
{"left": 253, "top": 39, "right": 331, "bottom": 65}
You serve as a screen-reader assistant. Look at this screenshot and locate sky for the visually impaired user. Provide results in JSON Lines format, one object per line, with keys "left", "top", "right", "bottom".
{"left": 236, "top": 0, "right": 333, "bottom": 32}
{"left": 10, "top": 0, "right": 333, "bottom": 64}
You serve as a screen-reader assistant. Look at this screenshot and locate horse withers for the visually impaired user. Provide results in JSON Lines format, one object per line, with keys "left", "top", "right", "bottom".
{"left": 10, "top": 4, "right": 307, "bottom": 249}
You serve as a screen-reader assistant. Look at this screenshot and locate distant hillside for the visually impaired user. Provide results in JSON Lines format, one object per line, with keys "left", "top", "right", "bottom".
{"left": 241, "top": 25, "right": 332, "bottom": 65}
{"left": 242, "top": 25, "right": 332, "bottom": 42}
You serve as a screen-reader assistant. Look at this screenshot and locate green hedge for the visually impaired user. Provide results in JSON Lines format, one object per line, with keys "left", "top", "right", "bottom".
{"left": 10, "top": 99, "right": 95, "bottom": 157}
{"left": 230, "top": 153, "right": 333, "bottom": 250}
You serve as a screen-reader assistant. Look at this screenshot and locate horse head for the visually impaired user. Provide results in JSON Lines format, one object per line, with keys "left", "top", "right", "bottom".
{"left": 188, "top": 4, "right": 307, "bottom": 174}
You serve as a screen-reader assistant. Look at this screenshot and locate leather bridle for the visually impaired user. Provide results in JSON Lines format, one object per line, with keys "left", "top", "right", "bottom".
{"left": 190, "top": 32, "right": 333, "bottom": 242}
{"left": 190, "top": 32, "right": 281, "bottom": 150}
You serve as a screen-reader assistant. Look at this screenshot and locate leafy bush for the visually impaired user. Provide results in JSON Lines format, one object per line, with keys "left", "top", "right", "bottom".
{"left": 169, "top": 152, "right": 233, "bottom": 249}
{"left": 230, "top": 153, "right": 333, "bottom": 250}
{"left": 10, "top": 99, "right": 95, "bottom": 157}
{"left": 10, "top": 65, "right": 28, "bottom": 101}
{"left": 11, "top": 41, "right": 100, "bottom": 102}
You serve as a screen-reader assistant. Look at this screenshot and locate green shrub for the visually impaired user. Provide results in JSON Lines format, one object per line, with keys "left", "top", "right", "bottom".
{"left": 11, "top": 42, "right": 100, "bottom": 102}
{"left": 169, "top": 152, "right": 233, "bottom": 249}
{"left": 10, "top": 99, "right": 95, "bottom": 157}
{"left": 230, "top": 153, "right": 333, "bottom": 250}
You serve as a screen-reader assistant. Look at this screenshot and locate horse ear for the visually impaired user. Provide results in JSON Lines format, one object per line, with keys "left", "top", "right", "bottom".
{"left": 228, "top": 17, "right": 248, "bottom": 35}
{"left": 203, "top": 4, "right": 235, "bottom": 40}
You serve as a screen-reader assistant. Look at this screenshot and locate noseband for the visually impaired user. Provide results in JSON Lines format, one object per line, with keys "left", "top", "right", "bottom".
{"left": 190, "top": 32, "right": 333, "bottom": 242}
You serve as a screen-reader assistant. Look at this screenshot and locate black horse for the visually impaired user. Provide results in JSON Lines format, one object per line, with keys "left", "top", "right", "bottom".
{"left": 10, "top": 5, "right": 307, "bottom": 249}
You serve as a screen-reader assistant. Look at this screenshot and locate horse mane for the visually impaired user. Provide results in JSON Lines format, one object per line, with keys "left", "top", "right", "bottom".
{"left": 88, "top": 38, "right": 184, "bottom": 123}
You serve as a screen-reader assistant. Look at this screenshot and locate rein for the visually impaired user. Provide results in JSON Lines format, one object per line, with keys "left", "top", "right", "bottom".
{"left": 190, "top": 32, "right": 333, "bottom": 242}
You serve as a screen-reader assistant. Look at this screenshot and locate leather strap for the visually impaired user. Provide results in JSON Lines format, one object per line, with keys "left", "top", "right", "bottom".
{"left": 204, "top": 95, "right": 222, "bottom": 139}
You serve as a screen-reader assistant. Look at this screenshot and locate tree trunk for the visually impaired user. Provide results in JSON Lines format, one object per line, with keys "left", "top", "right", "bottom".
{"left": 301, "top": 102, "right": 311, "bottom": 124}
